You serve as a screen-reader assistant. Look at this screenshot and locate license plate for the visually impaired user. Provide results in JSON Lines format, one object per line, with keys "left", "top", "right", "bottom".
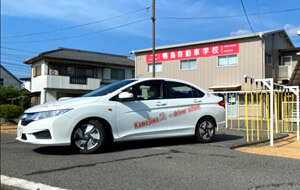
{"left": 17, "top": 126, "right": 23, "bottom": 137}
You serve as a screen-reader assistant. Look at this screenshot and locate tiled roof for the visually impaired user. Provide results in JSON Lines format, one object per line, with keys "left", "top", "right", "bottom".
{"left": 25, "top": 47, "right": 134, "bottom": 67}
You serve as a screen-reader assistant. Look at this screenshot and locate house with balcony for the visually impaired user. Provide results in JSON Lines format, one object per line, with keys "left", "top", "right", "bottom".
{"left": 278, "top": 47, "right": 300, "bottom": 85}
{"left": 24, "top": 47, "right": 135, "bottom": 105}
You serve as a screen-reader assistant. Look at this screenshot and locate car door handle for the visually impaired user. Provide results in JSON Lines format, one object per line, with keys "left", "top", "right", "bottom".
{"left": 156, "top": 102, "right": 167, "bottom": 106}
{"left": 194, "top": 100, "right": 202, "bottom": 103}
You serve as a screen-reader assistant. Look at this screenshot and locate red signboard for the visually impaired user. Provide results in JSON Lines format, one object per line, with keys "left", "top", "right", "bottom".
{"left": 146, "top": 42, "right": 239, "bottom": 63}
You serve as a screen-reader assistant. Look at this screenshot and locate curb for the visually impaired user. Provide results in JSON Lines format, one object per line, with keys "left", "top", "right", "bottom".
{"left": 1, "top": 175, "right": 67, "bottom": 190}
{"left": 230, "top": 134, "right": 289, "bottom": 149}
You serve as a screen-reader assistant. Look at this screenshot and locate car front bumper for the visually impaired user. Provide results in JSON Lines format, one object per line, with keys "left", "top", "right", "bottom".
{"left": 16, "top": 115, "right": 74, "bottom": 146}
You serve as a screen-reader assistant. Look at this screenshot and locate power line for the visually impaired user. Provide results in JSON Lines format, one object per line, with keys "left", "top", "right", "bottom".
{"left": 2, "top": 18, "right": 150, "bottom": 44}
{"left": 255, "top": 0, "right": 263, "bottom": 31}
{"left": 240, "top": 0, "right": 254, "bottom": 33}
{"left": 1, "top": 47, "right": 38, "bottom": 54}
{"left": 1, "top": 56, "right": 25, "bottom": 62}
{"left": 159, "top": 7, "right": 300, "bottom": 20}
{"left": 2, "top": 6, "right": 151, "bottom": 39}
{"left": 1, "top": 61, "right": 30, "bottom": 68}
{"left": 1, "top": 63, "right": 31, "bottom": 70}
{"left": 1, "top": 52, "right": 30, "bottom": 59}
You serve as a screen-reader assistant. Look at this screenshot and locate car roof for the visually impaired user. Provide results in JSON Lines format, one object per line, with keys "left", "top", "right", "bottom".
{"left": 133, "top": 78, "right": 207, "bottom": 92}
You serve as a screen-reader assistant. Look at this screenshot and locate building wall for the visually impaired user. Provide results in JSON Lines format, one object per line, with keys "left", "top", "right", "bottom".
{"left": 0, "top": 67, "right": 21, "bottom": 89}
{"left": 135, "top": 37, "right": 263, "bottom": 91}
{"left": 264, "top": 32, "right": 293, "bottom": 81}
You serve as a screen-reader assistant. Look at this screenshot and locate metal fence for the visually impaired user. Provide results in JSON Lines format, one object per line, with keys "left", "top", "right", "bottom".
{"left": 212, "top": 76, "right": 299, "bottom": 147}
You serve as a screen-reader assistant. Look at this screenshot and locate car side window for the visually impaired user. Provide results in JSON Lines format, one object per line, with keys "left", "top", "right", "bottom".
{"left": 128, "top": 80, "right": 165, "bottom": 101}
{"left": 167, "top": 81, "right": 204, "bottom": 99}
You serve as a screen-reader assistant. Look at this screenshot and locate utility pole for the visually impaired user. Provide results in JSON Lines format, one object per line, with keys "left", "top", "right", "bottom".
{"left": 152, "top": 0, "right": 156, "bottom": 78}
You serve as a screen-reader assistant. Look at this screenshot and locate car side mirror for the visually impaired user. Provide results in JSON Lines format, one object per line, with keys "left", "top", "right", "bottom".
{"left": 118, "top": 92, "right": 134, "bottom": 101}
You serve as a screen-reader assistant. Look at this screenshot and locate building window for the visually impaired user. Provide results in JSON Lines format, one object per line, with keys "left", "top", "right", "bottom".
{"left": 265, "top": 53, "right": 273, "bottom": 66}
{"left": 180, "top": 59, "right": 197, "bottom": 70}
{"left": 59, "top": 66, "right": 94, "bottom": 78}
{"left": 280, "top": 56, "right": 292, "bottom": 66}
{"left": 0, "top": 78, "right": 3, "bottom": 86}
{"left": 239, "top": 94, "right": 260, "bottom": 105}
{"left": 111, "top": 68, "right": 125, "bottom": 80}
{"left": 67, "top": 67, "right": 75, "bottom": 75}
{"left": 86, "top": 68, "right": 94, "bottom": 77}
{"left": 59, "top": 66, "right": 67, "bottom": 75}
{"left": 33, "top": 65, "right": 41, "bottom": 77}
{"left": 218, "top": 54, "right": 237, "bottom": 67}
{"left": 148, "top": 62, "right": 162, "bottom": 73}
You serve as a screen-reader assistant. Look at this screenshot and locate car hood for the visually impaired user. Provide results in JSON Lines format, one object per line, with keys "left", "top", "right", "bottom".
{"left": 25, "top": 96, "right": 102, "bottom": 113}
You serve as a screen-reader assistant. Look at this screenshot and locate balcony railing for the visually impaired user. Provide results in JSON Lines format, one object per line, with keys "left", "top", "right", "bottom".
{"left": 45, "top": 75, "right": 101, "bottom": 90}
{"left": 70, "top": 76, "right": 87, "bottom": 85}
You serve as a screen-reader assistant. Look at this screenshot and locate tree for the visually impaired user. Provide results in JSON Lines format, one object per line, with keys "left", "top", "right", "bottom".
{"left": 0, "top": 86, "right": 31, "bottom": 109}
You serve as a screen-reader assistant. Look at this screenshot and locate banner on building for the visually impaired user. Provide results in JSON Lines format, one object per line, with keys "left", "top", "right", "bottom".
{"left": 146, "top": 42, "right": 239, "bottom": 63}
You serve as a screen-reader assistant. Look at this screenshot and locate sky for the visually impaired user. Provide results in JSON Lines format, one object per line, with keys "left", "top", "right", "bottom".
{"left": 1, "top": 0, "right": 300, "bottom": 79}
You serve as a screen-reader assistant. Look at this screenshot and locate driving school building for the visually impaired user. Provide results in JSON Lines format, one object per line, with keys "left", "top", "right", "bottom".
{"left": 132, "top": 29, "right": 294, "bottom": 91}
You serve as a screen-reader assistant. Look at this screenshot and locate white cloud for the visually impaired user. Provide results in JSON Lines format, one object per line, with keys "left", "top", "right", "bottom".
{"left": 230, "top": 29, "right": 251, "bottom": 36}
{"left": 284, "top": 24, "right": 300, "bottom": 36}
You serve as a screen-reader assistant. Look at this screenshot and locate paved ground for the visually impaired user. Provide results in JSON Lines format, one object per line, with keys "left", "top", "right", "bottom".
{"left": 1, "top": 129, "right": 300, "bottom": 190}
{"left": 237, "top": 134, "right": 300, "bottom": 160}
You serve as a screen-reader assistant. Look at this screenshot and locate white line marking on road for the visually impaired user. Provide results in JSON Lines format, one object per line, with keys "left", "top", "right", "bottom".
{"left": 151, "top": 147, "right": 169, "bottom": 150}
{"left": 1, "top": 175, "right": 67, "bottom": 190}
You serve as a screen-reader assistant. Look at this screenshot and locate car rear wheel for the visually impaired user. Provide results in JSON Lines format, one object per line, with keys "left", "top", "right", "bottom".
{"left": 71, "top": 120, "right": 105, "bottom": 154}
{"left": 195, "top": 118, "right": 215, "bottom": 143}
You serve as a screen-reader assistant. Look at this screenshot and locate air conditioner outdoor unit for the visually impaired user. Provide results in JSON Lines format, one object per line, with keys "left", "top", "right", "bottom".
{"left": 49, "top": 69, "right": 58, "bottom": 75}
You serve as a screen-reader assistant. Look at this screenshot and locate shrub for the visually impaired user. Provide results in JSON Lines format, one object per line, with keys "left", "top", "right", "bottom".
{"left": 0, "top": 104, "right": 24, "bottom": 121}
{"left": 0, "top": 86, "right": 31, "bottom": 109}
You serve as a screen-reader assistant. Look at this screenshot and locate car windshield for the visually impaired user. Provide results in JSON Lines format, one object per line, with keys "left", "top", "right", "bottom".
{"left": 82, "top": 79, "right": 137, "bottom": 97}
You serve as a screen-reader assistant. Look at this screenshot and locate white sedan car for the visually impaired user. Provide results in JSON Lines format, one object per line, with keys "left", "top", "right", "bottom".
{"left": 17, "top": 78, "right": 225, "bottom": 153}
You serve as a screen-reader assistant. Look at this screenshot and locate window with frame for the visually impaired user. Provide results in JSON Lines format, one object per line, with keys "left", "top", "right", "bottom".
{"left": 59, "top": 66, "right": 67, "bottom": 75}
{"left": 180, "top": 59, "right": 197, "bottom": 70}
{"left": 239, "top": 94, "right": 261, "bottom": 105}
{"left": 218, "top": 54, "right": 237, "bottom": 66}
{"left": 280, "top": 56, "right": 292, "bottom": 66}
{"left": 111, "top": 68, "right": 125, "bottom": 80}
{"left": 128, "top": 80, "right": 165, "bottom": 100}
{"left": 67, "top": 67, "right": 75, "bottom": 75}
{"left": 265, "top": 53, "right": 273, "bottom": 66}
{"left": 167, "top": 81, "right": 204, "bottom": 99}
{"left": 33, "top": 65, "right": 41, "bottom": 77}
{"left": 148, "top": 62, "right": 162, "bottom": 72}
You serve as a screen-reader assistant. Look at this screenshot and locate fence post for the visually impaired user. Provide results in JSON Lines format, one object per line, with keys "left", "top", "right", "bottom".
{"left": 245, "top": 77, "right": 249, "bottom": 142}
{"left": 270, "top": 79, "right": 274, "bottom": 147}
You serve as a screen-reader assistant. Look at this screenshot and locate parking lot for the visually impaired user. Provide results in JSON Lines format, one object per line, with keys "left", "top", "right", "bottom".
{"left": 1, "top": 129, "right": 300, "bottom": 190}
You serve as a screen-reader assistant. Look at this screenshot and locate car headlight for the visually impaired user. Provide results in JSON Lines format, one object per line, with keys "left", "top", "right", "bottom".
{"left": 21, "top": 109, "right": 73, "bottom": 121}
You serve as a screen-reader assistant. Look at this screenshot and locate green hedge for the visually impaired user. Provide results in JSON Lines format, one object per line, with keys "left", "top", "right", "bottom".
{"left": 0, "top": 104, "right": 24, "bottom": 121}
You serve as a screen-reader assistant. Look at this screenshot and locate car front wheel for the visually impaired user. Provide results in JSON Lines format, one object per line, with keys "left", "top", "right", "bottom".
{"left": 195, "top": 118, "right": 215, "bottom": 143}
{"left": 71, "top": 120, "right": 105, "bottom": 154}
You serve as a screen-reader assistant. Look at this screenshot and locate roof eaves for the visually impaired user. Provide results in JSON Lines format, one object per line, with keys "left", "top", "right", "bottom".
{"left": 132, "top": 29, "right": 288, "bottom": 54}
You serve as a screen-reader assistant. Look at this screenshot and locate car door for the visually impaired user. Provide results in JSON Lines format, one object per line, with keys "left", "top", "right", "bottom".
{"left": 115, "top": 80, "right": 169, "bottom": 140}
{"left": 166, "top": 81, "right": 205, "bottom": 135}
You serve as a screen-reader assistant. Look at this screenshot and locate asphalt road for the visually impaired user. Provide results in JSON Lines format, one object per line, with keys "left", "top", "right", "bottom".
{"left": 1, "top": 129, "right": 300, "bottom": 190}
